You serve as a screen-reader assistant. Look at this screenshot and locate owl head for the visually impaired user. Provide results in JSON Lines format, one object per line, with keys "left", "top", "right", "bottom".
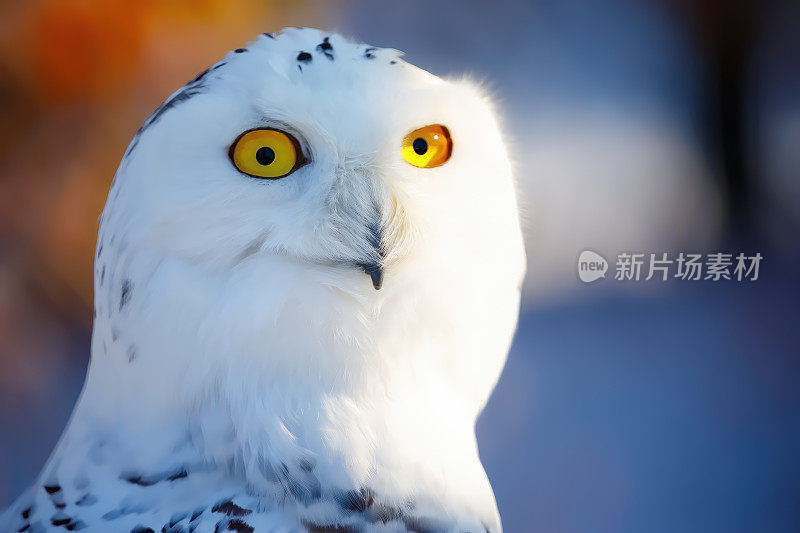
{"left": 102, "top": 28, "right": 523, "bottom": 297}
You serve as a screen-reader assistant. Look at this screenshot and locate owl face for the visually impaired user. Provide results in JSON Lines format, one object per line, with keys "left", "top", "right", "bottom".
{"left": 108, "top": 28, "right": 522, "bottom": 294}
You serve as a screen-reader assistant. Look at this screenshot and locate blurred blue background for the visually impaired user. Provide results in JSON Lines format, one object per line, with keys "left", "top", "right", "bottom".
{"left": 1, "top": 1, "right": 798, "bottom": 531}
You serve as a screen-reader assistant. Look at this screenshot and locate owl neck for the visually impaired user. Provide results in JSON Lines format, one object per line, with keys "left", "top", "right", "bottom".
{"left": 55, "top": 252, "right": 502, "bottom": 530}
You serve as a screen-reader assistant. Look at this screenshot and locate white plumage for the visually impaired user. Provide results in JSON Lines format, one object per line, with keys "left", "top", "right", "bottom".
{"left": 1, "top": 28, "right": 525, "bottom": 532}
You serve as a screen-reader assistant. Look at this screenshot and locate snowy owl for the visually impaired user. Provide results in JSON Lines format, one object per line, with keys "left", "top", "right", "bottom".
{"left": 1, "top": 28, "right": 525, "bottom": 533}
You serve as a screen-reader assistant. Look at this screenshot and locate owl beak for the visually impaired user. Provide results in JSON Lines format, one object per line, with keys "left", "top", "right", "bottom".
{"left": 357, "top": 219, "right": 385, "bottom": 290}
{"left": 360, "top": 261, "right": 384, "bottom": 290}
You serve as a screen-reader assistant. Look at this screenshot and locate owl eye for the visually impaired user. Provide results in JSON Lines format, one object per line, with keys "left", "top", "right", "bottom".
{"left": 230, "top": 128, "right": 305, "bottom": 179}
{"left": 401, "top": 125, "right": 452, "bottom": 168}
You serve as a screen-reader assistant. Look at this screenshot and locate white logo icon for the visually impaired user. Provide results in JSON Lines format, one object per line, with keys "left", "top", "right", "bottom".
{"left": 578, "top": 250, "right": 608, "bottom": 283}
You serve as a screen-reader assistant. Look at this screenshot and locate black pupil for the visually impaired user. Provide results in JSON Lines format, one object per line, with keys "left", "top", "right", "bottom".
{"left": 412, "top": 137, "right": 428, "bottom": 155}
{"left": 256, "top": 146, "right": 275, "bottom": 166}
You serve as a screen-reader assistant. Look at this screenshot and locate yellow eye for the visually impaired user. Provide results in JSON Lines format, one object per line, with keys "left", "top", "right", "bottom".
{"left": 401, "top": 124, "right": 452, "bottom": 168}
{"left": 230, "top": 128, "right": 304, "bottom": 179}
